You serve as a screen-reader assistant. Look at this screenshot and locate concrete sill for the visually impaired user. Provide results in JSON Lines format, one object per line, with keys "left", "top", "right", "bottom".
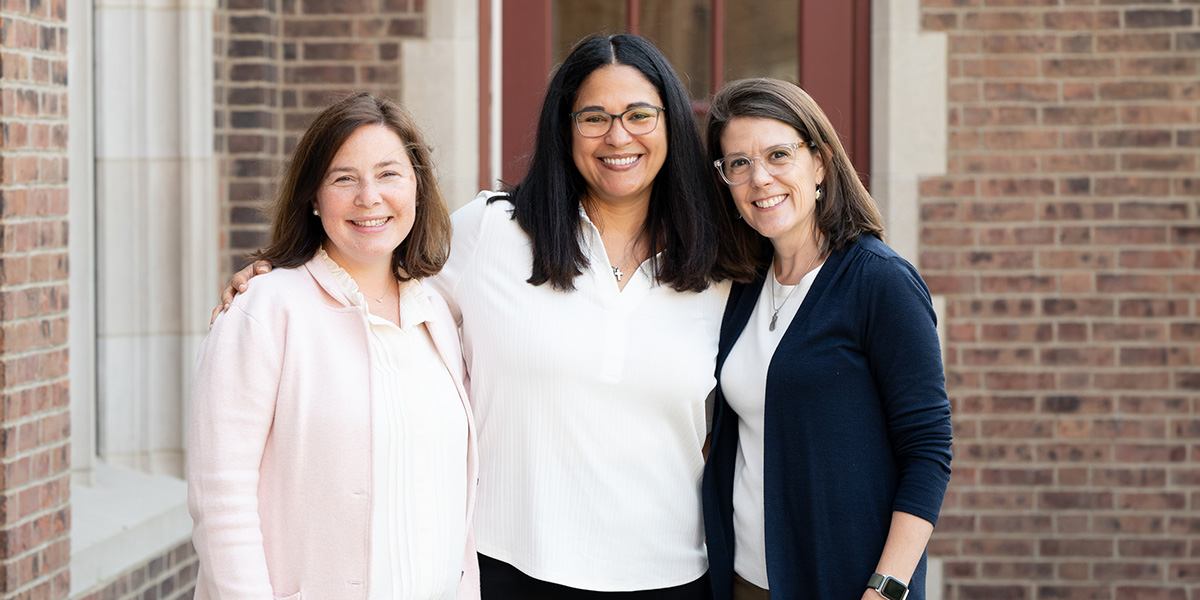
{"left": 69, "top": 462, "right": 192, "bottom": 597}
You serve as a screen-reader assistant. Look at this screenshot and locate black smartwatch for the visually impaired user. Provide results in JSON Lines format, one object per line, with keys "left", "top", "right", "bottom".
{"left": 867, "top": 573, "right": 909, "bottom": 600}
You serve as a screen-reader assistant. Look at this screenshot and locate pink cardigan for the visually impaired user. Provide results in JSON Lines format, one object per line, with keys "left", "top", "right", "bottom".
{"left": 188, "top": 256, "right": 480, "bottom": 600}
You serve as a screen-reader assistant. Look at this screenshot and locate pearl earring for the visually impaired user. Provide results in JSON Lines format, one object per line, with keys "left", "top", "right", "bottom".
{"left": 313, "top": 208, "right": 319, "bottom": 216}
{"left": 815, "top": 185, "right": 822, "bottom": 201}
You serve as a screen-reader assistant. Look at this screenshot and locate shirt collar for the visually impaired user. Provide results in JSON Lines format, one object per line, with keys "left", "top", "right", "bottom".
{"left": 318, "top": 247, "right": 435, "bottom": 331}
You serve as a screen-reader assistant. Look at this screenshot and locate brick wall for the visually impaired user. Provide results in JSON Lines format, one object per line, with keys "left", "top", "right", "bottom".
{"left": 919, "top": 2, "right": 1200, "bottom": 598}
{"left": 0, "top": 1, "right": 71, "bottom": 599}
{"left": 73, "top": 543, "right": 196, "bottom": 600}
{"left": 218, "top": 0, "right": 426, "bottom": 278}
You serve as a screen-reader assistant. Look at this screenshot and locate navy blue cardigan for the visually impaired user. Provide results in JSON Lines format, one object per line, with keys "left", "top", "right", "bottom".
{"left": 702, "top": 235, "right": 953, "bottom": 599}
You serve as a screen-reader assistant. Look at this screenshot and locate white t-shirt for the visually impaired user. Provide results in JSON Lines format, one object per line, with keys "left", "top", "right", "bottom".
{"left": 322, "top": 250, "right": 469, "bottom": 600}
{"left": 719, "top": 262, "right": 821, "bottom": 589}
{"left": 429, "top": 193, "right": 728, "bottom": 590}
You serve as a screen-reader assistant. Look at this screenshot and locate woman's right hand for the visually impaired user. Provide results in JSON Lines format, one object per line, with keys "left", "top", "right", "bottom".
{"left": 210, "top": 260, "right": 273, "bottom": 326}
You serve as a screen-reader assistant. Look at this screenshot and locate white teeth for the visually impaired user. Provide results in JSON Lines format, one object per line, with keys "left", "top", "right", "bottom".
{"left": 353, "top": 218, "right": 388, "bottom": 227}
{"left": 601, "top": 156, "right": 638, "bottom": 166}
{"left": 754, "top": 195, "right": 786, "bottom": 209}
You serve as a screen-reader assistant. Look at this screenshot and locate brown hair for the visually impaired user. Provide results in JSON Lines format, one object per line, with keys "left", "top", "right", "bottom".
{"left": 706, "top": 78, "right": 885, "bottom": 269}
{"left": 255, "top": 92, "right": 451, "bottom": 280}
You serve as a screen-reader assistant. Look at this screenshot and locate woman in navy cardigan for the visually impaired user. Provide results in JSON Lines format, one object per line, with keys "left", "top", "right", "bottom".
{"left": 701, "top": 78, "right": 953, "bottom": 600}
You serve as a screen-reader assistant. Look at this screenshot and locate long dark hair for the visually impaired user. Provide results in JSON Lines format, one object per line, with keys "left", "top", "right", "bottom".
{"left": 706, "top": 78, "right": 885, "bottom": 270}
{"left": 503, "top": 33, "right": 749, "bottom": 291}
{"left": 255, "top": 92, "right": 451, "bottom": 279}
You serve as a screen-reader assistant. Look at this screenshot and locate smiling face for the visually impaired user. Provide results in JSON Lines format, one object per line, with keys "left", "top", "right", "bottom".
{"left": 315, "top": 124, "right": 417, "bottom": 276}
{"left": 719, "top": 116, "right": 826, "bottom": 253}
{"left": 571, "top": 64, "right": 668, "bottom": 209}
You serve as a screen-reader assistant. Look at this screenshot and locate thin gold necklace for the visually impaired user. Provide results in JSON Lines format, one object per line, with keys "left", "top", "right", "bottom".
{"left": 768, "top": 250, "right": 820, "bottom": 332}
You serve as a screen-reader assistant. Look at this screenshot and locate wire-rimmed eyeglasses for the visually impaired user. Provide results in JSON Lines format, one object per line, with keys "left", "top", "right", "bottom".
{"left": 713, "top": 141, "right": 815, "bottom": 185}
{"left": 571, "top": 106, "right": 666, "bottom": 138}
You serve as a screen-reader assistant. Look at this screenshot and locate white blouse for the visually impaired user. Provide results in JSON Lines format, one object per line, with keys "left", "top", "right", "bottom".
{"left": 321, "top": 249, "right": 469, "bottom": 600}
{"left": 429, "top": 193, "right": 728, "bottom": 591}
{"left": 719, "top": 262, "right": 822, "bottom": 589}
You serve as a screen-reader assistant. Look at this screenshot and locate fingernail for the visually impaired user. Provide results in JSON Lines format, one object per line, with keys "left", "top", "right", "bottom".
{"left": 257, "top": 265, "right": 269, "bottom": 272}
{"left": 238, "top": 284, "right": 246, "bottom": 292}
{"left": 224, "top": 303, "right": 230, "bottom": 310}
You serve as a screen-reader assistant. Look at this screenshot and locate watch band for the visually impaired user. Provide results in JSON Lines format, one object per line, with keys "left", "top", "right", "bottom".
{"left": 867, "top": 573, "right": 910, "bottom": 600}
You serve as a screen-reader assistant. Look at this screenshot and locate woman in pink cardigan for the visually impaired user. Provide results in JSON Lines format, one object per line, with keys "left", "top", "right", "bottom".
{"left": 189, "top": 93, "right": 479, "bottom": 600}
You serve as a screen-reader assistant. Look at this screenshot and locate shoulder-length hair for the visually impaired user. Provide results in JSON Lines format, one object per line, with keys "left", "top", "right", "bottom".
{"left": 706, "top": 78, "right": 885, "bottom": 270}
{"left": 255, "top": 92, "right": 451, "bottom": 280}
{"left": 504, "top": 33, "right": 748, "bottom": 291}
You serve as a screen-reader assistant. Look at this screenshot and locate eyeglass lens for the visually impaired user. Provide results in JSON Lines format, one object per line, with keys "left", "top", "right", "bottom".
{"left": 720, "top": 144, "right": 801, "bottom": 184}
{"left": 574, "top": 107, "right": 662, "bottom": 137}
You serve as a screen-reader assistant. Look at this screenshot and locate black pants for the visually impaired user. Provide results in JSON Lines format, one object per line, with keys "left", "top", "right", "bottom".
{"left": 479, "top": 553, "right": 711, "bottom": 600}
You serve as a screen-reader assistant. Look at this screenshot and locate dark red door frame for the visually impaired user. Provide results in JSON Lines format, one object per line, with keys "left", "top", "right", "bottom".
{"left": 479, "top": 0, "right": 492, "bottom": 192}
{"left": 495, "top": 0, "right": 870, "bottom": 186}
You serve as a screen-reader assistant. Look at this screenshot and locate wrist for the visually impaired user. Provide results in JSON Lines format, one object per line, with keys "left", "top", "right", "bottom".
{"left": 866, "top": 573, "right": 909, "bottom": 600}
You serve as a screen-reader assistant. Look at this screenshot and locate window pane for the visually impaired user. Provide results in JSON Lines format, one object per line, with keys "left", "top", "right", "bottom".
{"left": 724, "top": 0, "right": 798, "bottom": 83}
{"left": 553, "top": 1, "right": 627, "bottom": 63}
{"left": 638, "top": 0, "right": 712, "bottom": 102}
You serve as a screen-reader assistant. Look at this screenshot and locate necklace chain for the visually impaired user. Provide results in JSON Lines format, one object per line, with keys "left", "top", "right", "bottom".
{"left": 611, "top": 238, "right": 640, "bottom": 282}
{"left": 363, "top": 282, "right": 392, "bottom": 303}
{"left": 769, "top": 250, "right": 820, "bottom": 332}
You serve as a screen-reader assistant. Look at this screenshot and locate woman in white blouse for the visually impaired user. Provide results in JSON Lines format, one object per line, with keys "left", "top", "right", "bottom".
{"left": 218, "top": 35, "right": 754, "bottom": 599}
{"left": 190, "top": 93, "right": 479, "bottom": 600}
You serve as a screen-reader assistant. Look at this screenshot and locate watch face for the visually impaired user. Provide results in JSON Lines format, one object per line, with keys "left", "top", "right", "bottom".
{"left": 881, "top": 578, "right": 908, "bottom": 600}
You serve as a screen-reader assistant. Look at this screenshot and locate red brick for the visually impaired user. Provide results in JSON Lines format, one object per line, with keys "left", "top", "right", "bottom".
{"left": 1040, "top": 250, "right": 1115, "bottom": 269}
{"left": 1041, "top": 539, "right": 1115, "bottom": 557}
{"left": 1170, "top": 226, "right": 1200, "bottom": 244}
{"left": 1099, "top": 81, "right": 1173, "bottom": 100}
{"left": 1095, "top": 225, "right": 1169, "bottom": 244}
{"left": 1057, "top": 323, "right": 1089, "bottom": 342}
{"left": 1044, "top": 298, "right": 1115, "bottom": 317}
{"left": 958, "top": 395, "right": 1037, "bottom": 413}
{"left": 1061, "top": 82, "right": 1097, "bottom": 101}
{"left": 1095, "top": 515, "right": 1166, "bottom": 535}
{"left": 1098, "top": 31, "right": 1173, "bottom": 52}
{"left": 1043, "top": 57, "right": 1117, "bottom": 77}
{"left": 960, "top": 490, "right": 1036, "bottom": 510}
{"left": 1122, "top": 105, "right": 1196, "bottom": 125}
{"left": 282, "top": 19, "right": 352, "bottom": 37}
{"left": 1125, "top": 9, "right": 1195, "bottom": 29}
{"left": 301, "top": 42, "right": 375, "bottom": 61}
{"left": 982, "top": 83, "right": 1059, "bottom": 102}
{"left": 983, "top": 33, "right": 1056, "bottom": 52}
{"left": 1043, "top": 154, "right": 1117, "bottom": 173}
{"left": 1119, "top": 250, "right": 1191, "bottom": 269}
{"left": 1122, "top": 56, "right": 1200, "bottom": 77}
{"left": 1043, "top": 106, "right": 1119, "bottom": 125}
{"left": 1097, "top": 273, "right": 1169, "bottom": 293}
{"left": 1119, "top": 299, "right": 1191, "bottom": 317}
{"left": 964, "top": 11, "right": 1040, "bottom": 29}
{"left": 1095, "top": 371, "right": 1171, "bottom": 390}
{"left": 961, "top": 106, "right": 1038, "bottom": 127}
{"left": 956, "top": 585, "right": 1030, "bottom": 599}
{"left": 979, "top": 561, "right": 1053, "bottom": 578}
{"left": 1118, "top": 492, "right": 1188, "bottom": 510}
{"left": 1040, "top": 491, "right": 1115, "bottom": 509}
{"left": 1093, "top": 323, "right": 1165, "bottom": 342}
{"left": 1119, "top": 201, "right": 1190, "bottom": 220}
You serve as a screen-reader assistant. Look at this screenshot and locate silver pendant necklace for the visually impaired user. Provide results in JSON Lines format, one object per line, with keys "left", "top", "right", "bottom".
{"left": 768, "top": 250, "right": 820, "bottom": 332}
{"left": 611, "top": 239, "right": 639, "bottom": 282}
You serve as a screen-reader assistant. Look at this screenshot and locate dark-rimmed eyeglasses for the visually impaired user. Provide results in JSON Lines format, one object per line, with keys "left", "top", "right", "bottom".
{"left": 571, "top": 106, "right": 666, "bottom": 138}
{"left": 713, "top": 141, "right": 815, "bottom": 185}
